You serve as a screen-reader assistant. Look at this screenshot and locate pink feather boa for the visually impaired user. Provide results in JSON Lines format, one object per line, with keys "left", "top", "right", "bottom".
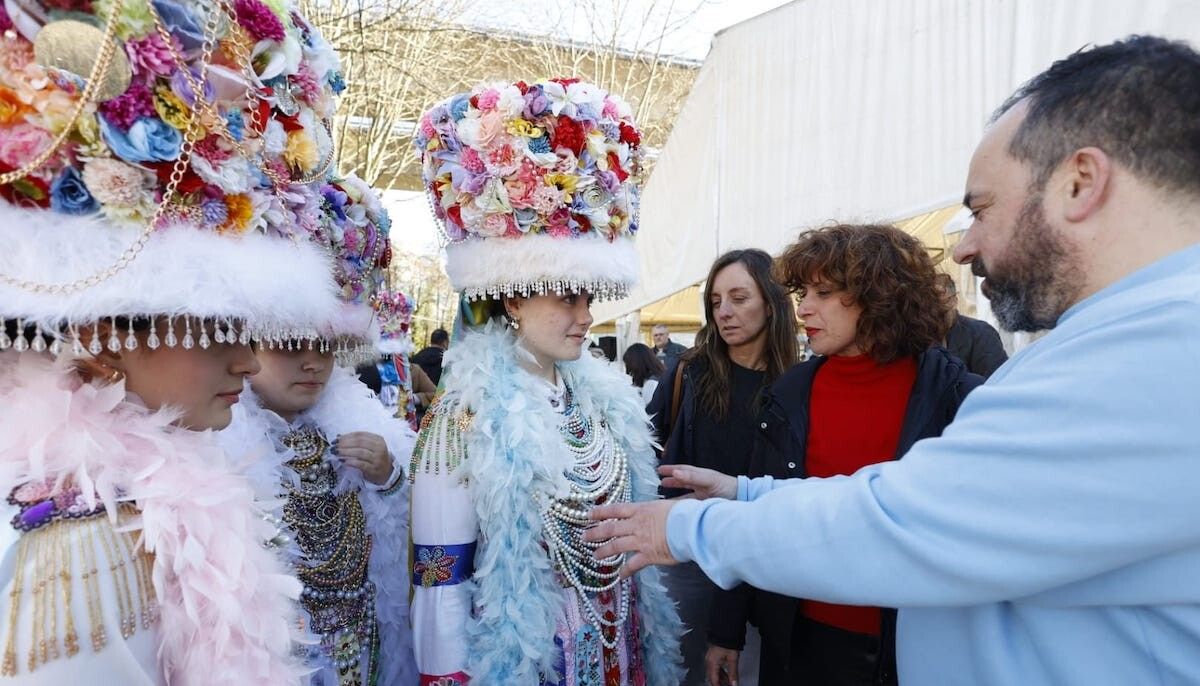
{"left": 0, "top": 353, "right": 307, "bottom": 685}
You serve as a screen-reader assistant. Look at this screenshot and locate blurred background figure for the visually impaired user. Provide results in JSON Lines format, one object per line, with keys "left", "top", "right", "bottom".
{"left": 412, "top": 328, "right": 450, "bottom": 386}
{"left": 652, "top": 323, "right": 689, "bottom": 367}
{"left": 623, "top": 342, "right": 666, "bottom": 406}
{"left": 937, "top": 273, "right": 1008, "bottom": 378}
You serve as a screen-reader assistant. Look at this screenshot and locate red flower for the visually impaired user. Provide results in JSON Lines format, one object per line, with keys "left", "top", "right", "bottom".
{"left": 515, "top": 81, "right": 529, "bottom": 95}
{"left": 446, "top": 205, "right": 463, "bottom": 229}
{"left": 551, "top": 115, "right": 585, "bottom": 155}
{"left": 618, "top": 122, "right": 641, "bottom": 147}
{"left": 607, "top": 152, "right": 628, "bottom": 182}
{"left": 551, "top": 77, "right": 580, "bottom": 87}
{"left": 379, "top": 240, "right": 392, "bottom": 268}
{"left": 148, "top": 162, "right": 205, "bottom": 195}
{"left": 0, "top": 164, "right": 50, "bottom": 208}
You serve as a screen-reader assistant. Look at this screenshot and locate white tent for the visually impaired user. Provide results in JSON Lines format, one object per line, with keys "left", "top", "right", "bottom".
{"left": 594, "top": 0, "right": 1200, "bottom": 328}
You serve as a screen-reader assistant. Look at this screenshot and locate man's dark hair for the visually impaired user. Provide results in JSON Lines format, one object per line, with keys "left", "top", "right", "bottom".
{"left": 995, "top": 35, "right": 1200, "bottom": 195}
{"left": 430, "top": 328, "right": 449, "bottom": 346}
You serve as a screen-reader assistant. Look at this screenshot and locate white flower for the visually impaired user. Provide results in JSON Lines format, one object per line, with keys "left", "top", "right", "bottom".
{"left": 263, "top": 119, "right": 287, "bottom": 156}
{"left": 192, "top": 155, "right": 257, "bottom": 194}
{"left": 495, "top": 84, "right": 526, "bottom": 117}
{"left": 475, "top": 177, "right": 512, "bottom": 214}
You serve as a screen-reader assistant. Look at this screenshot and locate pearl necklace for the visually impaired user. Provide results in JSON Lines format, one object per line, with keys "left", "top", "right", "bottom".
{"left": 539, "top": 385, "right": 634, "bottom": 650}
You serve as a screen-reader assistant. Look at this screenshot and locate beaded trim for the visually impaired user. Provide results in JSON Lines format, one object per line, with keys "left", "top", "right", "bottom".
{"left": 0, "top": 316, "right": 323, "bottom": 358}
{"left": 409, "top": 398, "right": 474, "bottom": 482}
{"left": 459, "top": 280, "right": 629, "bottom": 304}
{"left": 1, "top": 504, "right": 158, "bottom": 677}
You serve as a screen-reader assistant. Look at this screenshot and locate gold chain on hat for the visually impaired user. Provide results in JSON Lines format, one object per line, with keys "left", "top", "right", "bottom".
{"left": 2, "top": 0, "right": 236, "bottom": 295}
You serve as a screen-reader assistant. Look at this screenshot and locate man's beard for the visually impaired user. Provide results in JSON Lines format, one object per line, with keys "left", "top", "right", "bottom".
{"left": 972, "top": 195, "right": 1083, "bottom": 332}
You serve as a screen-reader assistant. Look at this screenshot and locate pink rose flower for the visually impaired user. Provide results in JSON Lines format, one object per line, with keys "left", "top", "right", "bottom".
{"left": 460, "top": 146, "right": 486, "bottom": 174}
{"left": 478, "top": 212, "right": 513, "bottom": 237}
{"left": 531, "top": 183, "right": 563, "bottom": 215}
{"left": 476, "top": 89, "right": 500, "bottom": 111}
{"left": 81, "top": 158, "right": 153, "bottom": 207}
{"left": 0, "top": 124, "right": 50, "bottom": 168}
{"left": 476, "top": 110, "right": 505, "bottom": 148}
{"left": 546, "top": 208, "right": 572, "bottom": 237}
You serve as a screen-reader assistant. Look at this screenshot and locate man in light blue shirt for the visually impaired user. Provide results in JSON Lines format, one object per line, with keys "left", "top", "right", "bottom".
{"left": 588, "top": 36, "right": 1200, "bottom": 685}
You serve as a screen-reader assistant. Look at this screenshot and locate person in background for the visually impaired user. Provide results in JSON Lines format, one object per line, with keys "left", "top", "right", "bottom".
{"left": 706, "top": 224, "right": 982, "bottom": 686}
{"left": 412, "top": 328, "right": 450, "bottom": 386}
{"left": 936, "top": 273, "right": 1009, "bottom": 378}
{"left": 411, "top": 362, "right": 437, "bottom": 422}
{"left": 623, "top": 342, "right": 666, "bottom": 406}
{"left": 647, "top": 248, "right": 797, "bottom": 686}
{"left": 589, "top": 342, "right": 609, "bottom": 360}
{"left": 651, "top": 323, "right": 688, "bottom": 367}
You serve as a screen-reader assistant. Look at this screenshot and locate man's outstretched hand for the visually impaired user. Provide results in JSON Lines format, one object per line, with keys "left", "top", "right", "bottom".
{"left": 585, "top": 500, "right": 680, "bottom": 577}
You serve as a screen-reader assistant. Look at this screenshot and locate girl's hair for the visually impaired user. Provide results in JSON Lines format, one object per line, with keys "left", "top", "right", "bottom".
{"left": 622, "top": 342, "right": 664, "bottom": 388}
{"left": 685, "top": 249, "right": 797, "bottom": 420}
{"left": 775, "top": 223, "right": 953, "bottom": 362}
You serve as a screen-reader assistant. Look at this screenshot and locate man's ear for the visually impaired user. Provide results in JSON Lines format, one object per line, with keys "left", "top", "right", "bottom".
{"left": 1059, "top": 146, "right": 1112, "bottom": 223}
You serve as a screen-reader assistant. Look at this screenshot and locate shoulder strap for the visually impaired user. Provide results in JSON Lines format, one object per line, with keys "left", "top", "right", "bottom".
{"left": 669, "top": 359, "right": 688, "bottom": 431}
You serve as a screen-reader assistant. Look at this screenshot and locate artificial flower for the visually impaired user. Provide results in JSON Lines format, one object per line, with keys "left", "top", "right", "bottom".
{"left": 221, "top": 193, "right": 254, "bottom": 233}
{"left": 99, "top": 115, "right": 182, "bottom": 163}
{"left": 153, "top": 84, "right": 191, "bottom": 131}
{"left": 152, "top": 0, "right": 206, "bottom": 51}
{"left": 506, "top": 118, "right": 543, "bottom": 138}
{"left": 475, "top": 177, "right": 512, "bottom": 215}
{"left": 191, "top": 154, "right": 256, "bottom": 193}
{"left": 235, "top": 0, "right": 287, "bottom": 42}
{"left": 550, "top": 114, "right": 585, "bottom": 155}
{"left": 125, "top": 32, "right": 178, "bottom": 78}
{"left": 80, "top": 158, "right": 155, "bottom": 208}
{"left": 99, "top": 82, "right": 157, "bottom": 131}
{"left": 94, "top": 0, "right": 155, "bottom": 39}
{"left": 0, "top": 86, "right": 31, "bottom": 125}
{"left": 49, "top": 167, "right": 99, "bottom": 215}
{"left": 478, "top": 212, "right": 514, "bottom": 237}
{"left": 0, "top": 123, "right": 50, "bottom": 168}
{"left": 284, "top": 129, "right": 318, "bottom": 172}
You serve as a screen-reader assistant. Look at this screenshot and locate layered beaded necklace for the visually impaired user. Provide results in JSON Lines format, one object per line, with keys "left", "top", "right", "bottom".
{"left": 280, "top": 428, "right": 378, "bottom": 686}
{"left": 539, "top": 382, "right": 633, "bottom": 650}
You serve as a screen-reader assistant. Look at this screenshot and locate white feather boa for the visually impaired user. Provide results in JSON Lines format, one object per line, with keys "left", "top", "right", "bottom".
{"left": 0, "top": 352, "right": 307, "bottom": 684}
{"left": 439, "top": 324, "right": 684, "bottom": 685}
{"left": 222, "top": 366, "right": 417, "bottom": 686}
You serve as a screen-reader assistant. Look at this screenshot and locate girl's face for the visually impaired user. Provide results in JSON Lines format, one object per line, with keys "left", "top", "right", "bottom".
{"left": 99, "top": 320, "right": 261, "bottom": 430}
{"left": 506, "top": 291, "right": 595, "bottom": 366}
{"left": 249, "top": 345, "right": 335, "bottom": 423}
{"left": 795, "top": 280, "right": 864, "bottom": 357}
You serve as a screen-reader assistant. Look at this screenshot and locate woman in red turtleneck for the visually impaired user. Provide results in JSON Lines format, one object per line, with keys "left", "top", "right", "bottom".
{"left": 705, "top": 224, "right": 985, "bottom": 686}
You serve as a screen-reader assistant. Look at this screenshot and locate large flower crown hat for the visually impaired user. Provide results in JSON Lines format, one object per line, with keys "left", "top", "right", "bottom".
{"left": 0, "top": 0, "right": 346, "bottom": 355}
{"left": 313, "top": 172, "right": 394, "bottom": 365}
{"left": 413, "top": 78, "right": 643, "bottom": 303}
{"left": 371, "top": 288, "right": 412, "bottom": 356}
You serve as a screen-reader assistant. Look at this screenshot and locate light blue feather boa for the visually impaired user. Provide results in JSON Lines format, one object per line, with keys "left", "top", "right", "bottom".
{"left": 440, "top": 324, "right": 683, "bottom": 685}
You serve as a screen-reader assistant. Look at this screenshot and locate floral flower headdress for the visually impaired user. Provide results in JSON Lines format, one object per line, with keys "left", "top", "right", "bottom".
{"left": 372, "top": 289, "right": 413, "bottom": 355}
{"left": 414, "top": 78, "right": 643, "bottom": 303}
{"left": 308, "top": 173, "right": 394, "bottom": 365}
{"left": 0, "top": 0, "right": 346, "bottom": 355}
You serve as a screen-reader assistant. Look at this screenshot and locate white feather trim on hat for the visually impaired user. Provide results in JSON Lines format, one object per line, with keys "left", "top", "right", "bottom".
{"left": 445, "top": 232, "right": 638, "bottom": 301}
{"left": 0, "top": 203, "right": 339, "bottom": 335}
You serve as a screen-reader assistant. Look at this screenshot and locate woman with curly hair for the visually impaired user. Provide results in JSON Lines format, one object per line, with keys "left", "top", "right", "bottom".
{"left": 703, "top": 224, "right": 984, "bottom": 686}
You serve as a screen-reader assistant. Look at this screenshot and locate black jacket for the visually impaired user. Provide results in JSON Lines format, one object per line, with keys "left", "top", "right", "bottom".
{"left": 706, "top": 347, "right": 983, "bottom": 685}
{"left": 945, "top": 314, "right": 1008, "bottom": 378}
{"left": 411, "top": 346, "right": 445, "bottom": 386}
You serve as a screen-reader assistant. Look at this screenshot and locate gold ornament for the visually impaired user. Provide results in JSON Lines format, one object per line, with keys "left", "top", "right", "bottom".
{"left": 33, "top": 20, "right": 132, "bottom": 103}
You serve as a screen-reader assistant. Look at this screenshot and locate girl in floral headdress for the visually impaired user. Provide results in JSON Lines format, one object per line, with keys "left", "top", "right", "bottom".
{"left": 0, "top": 0, "right": 352, "bottom": 681}
{"left": 408, "top": 78, "right": 683, "bottom": 686}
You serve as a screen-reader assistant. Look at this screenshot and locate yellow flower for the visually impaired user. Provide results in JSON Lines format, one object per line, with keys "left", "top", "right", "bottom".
{"left": 506, "top": 119, "right": 543, "bottom": 138}
{"left": 284, "top": 130, "right": 319, "bottom": 173}
{"left": 222, "top": 195, "right": 254, "bottom": 234}
{"left": 543, "top": 172, "right": 578, "bottom": 200}
{"left": 154, "top": 85, "right": 191, "bottom": 131}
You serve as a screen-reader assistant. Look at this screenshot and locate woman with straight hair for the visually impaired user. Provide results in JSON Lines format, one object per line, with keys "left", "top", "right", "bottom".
{"left": 623, "top": 342, "right": 665, "bottom": 406}
{"left": 700, "top": 224, "right": 984, "bottom": 686}
{"left": 647, "top": 248, "right": 797, "bottom": 686}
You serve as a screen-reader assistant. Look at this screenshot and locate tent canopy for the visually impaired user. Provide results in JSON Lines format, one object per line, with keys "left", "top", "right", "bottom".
{"left": 593, "top": 0, "right": 1200, "bottom": 326}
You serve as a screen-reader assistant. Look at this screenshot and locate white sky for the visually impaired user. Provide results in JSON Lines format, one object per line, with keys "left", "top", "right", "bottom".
{"left": 387, "top": 0, "right": 794, "bottom": 255}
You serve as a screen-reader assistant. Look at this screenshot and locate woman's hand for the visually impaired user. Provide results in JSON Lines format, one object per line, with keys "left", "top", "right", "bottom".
{"left": 705, "top": 644, "right": 741, "bottom": 686}
{"left": 334, "top": 432, "right": 394, "bottom": 485}
{"left": 659, "top": 464, "right": 738, "bottom": 500}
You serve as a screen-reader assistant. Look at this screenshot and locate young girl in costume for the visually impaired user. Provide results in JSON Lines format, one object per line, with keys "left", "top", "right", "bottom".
{"left": 0, "top": 0, "right": 349, "bottom": 680}
{"left": 221, "top": 179, "right": 417, "bottom": 686}
{"left": 408, "top": 78, "right": 683, "bottom": 686}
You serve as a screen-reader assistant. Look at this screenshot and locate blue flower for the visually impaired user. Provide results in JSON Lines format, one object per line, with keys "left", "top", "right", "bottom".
{"left": 100, "top": 116, "right": 182, "bottom": 163}
{"left": 225, "top": 110, "right": 245, "bottom": 142}
{"left": 49, "top": 168, "right": 99, "bottom": 215}
{"left": 449, "top": 95, "right": 470, "bottom": 122}
{"left": 153, "top": 0, "right": 205, "bottom": 51}
{"left": 328, "top": 72, "right": 346, "bottom": 95}
{"left": 528, "top": 135, "right": 551, "bottom": 154}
